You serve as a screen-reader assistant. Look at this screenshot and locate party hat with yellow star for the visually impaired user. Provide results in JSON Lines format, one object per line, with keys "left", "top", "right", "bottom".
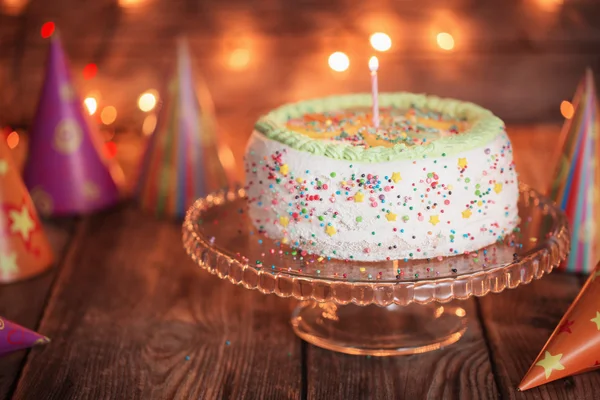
{"left": 0, "top": 136, "right": 54, "bottom": 283}
{"left": 23, "top": 33, "right": 124, "bottom": 216}
{"left": 547, "top": 69, "right": 600, "bottom": 273}
{"left": 518, "top": 261, "right": 600, "bottom": 391}
{"left": 136, "top": 38, "right": 234, "bottom": 219}
{"left": 0, "top": 316, "right": 50, "bottom": 356}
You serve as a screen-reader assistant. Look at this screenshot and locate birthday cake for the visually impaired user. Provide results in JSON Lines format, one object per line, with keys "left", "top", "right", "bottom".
{"left": 244, "top": 93, "right": 519, "bottom": 261}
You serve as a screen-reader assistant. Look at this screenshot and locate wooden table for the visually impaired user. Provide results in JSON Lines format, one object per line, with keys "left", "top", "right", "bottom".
{"left": 1, "top": 123, "right": 599, "bottom": 400}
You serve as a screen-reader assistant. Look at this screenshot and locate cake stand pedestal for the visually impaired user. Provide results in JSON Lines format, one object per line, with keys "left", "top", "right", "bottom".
{"left": 182, "top": 184, "right": 569, "bottom": 356}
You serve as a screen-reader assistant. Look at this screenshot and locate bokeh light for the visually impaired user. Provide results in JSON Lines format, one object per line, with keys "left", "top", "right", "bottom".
{"left": 535, "top": 0, "right": 563, "bottom": 11}
{"left": 100, "top": 106, "right": 117, "bottom": 125}
{"left": 218, "top": 145, "right": 236, "bottom": 176}
{"left": 369, "top": 33, "right": 392, "bottom": 52}
{"left": 118, "top": 0, "right": 147, "bottom": 7}
{"left": 560, "top": 100, "right": 574, "bottom": 119}
{"left": 228, "top": 48, "right": 251, "bottom": 70}
{"left": 138, "top": 90, "right": 158, "bottom": 112}
{"left": 1, "top": 0, "right": 29, "bottom": 16}
{"left": 6, "top": 131, "right": 19, "bottom": 149}
{"left": 83, "top": 63, "right": 98, "bottom": 80}
{"left": 83, "top": 97, "right": 97, "bottom": 115}
{"left": 142, "top": 114, "right": 157, "bottom": 135}
{"left": 105, "top": 141, "right": 117, "bottom": 158}
{"left": 41, "top": 22, "right": 55, "bottom": 39}
{"left": 436, "top": 32, "right": 455, "bottom": 51}
{"left": 328, "top": 52, "right": 350, "bottom": 72}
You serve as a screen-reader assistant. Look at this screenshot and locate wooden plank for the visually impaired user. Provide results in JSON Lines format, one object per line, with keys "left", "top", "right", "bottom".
{"left": 11, "top": 206, "right": 302, "bottom": 400}
{"left": 0, "top": 218, "right": 78, "bottom": 399}
{"left": 306, "top": 299, "right": 499, "bottom": 399}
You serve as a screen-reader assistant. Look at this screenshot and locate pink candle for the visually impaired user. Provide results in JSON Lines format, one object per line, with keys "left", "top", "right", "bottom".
{"left": 369, "top": 56, "right": 379, "bottom": 128}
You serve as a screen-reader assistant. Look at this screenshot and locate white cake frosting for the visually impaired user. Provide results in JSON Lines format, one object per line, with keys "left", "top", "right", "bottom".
{"left": 244, "top": 93, "right": 519, "bottom": 261}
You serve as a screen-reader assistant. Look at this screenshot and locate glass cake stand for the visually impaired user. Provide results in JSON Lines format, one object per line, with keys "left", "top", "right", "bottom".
{"left": 182, "top": 183, "right": 569, "bottom": 356}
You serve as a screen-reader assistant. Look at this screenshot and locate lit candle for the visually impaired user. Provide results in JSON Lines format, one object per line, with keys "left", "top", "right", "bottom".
{"left": 369, "top": 56, "right": 379, "bottom": 128}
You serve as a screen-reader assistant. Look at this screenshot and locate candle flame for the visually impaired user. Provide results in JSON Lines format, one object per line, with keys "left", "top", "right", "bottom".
{"left": 369, "top": 56, "right": 379, "bottom": 72}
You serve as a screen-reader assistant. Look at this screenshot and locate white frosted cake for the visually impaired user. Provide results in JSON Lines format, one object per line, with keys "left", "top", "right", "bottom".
{"left": 244, "top": 93, "right": 519, "bottom": 261}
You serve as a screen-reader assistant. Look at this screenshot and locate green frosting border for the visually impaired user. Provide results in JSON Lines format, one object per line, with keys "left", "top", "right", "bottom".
{"left": 254, "top": 92, "right": 506, "bottom": 163}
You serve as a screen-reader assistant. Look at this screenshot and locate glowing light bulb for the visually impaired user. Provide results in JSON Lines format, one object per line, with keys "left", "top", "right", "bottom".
{"left": 436, "top": 32, "right": 455, "bottom": 51}
{"left": 40, "top": 22, "right": 55, "bottom": 39}
{"left": 560, "top": 100, "right": 574, "bottom": 119}
{"left": 83, "top": 63, "right": 98, "bottom": 80}
{"left": 138, "top": 90, "right": 158, "bottom": 112}
{"left": 100, "top": 106, "right": 117, "bottom": 125}
{"left": 228, "top": 48, "right": 251, "bottom": 70}
{"left": 142, "top": 114, "right": 157, "bottom": 135}
{"left": 2, "top": 0, "right": 29, "bottom": 16}
{"left": 369, "top": 33, "right": 392, "bottom": 52}
{"left": 6, "top": 131, "right": 19, "bottom": 149}
{"left": 328, "top": 52, "right": 350, "bottom": 72}
{"left": 119, "top": 0, "right": 146, "bottom": 7}
{"left": 84, "top": 97, "right": 97, "bottom": 115}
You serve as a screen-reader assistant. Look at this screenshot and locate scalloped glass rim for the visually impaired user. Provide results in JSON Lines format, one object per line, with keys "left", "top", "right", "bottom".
{"left": 182, "top": 183, "right": 570, "bottom": 306}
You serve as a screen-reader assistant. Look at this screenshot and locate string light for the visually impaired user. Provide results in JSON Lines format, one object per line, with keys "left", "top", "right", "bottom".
{"left": 436, "top": 32, "right": 455, "bottom": 51}
{"left": 118, "top": 0, "right": 146, "bottom": 7}
{"left": 83, "top": 63, "right": 98, "bottom": 80}
{"left": 328, "top": 52, "right": 350, "bottom": 72}
{"left": 228, "top": 48, "right": 251, "bottom": 70}
{"left": 138, "top": 90, "right": 158, "bottom": 112}
{"left": 105, "top": 142, "right": 117, "bottom": 158}
{"left": 369, "top": 33, "right": 392, "bottom": 52}
{"left": 560, "top": 100, "right": 574, "bottom": 119}
{"left": 6, "top": 131, "right": 19, "bottom": 149}
{"left": 142, "top": 114, "right": 157, "bottom": 135}
{"left": 100, "top": 106, "right": 117, "bottom": 125}
{"left": 83, "top": 97, "right": 97, "bottom": 115}
{"left": 218, "top": 145, "right": 236, "bottom": 175}
{"left": 40, "top": 22, "right": 55, "bottom": 39}
{"left": 1, "top": 0, "right": 29, "bottom": 16}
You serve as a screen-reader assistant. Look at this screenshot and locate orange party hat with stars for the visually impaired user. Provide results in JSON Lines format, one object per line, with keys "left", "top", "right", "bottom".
{"left": 518, "top": 260, "right": 600, "bottom": 391}
{"left": 0, "top": 136, "right": 54, "bottom": 283}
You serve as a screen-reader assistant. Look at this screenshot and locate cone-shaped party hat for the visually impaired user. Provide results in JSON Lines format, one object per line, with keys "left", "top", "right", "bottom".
{"left": 136, "top": 38, "right": 232, "bottom": 219}
{"left": 23, "top": 34, "right": 123, "bottom": 216}
{"left": 0, "top": 316, "right": 50, "bottom": 357}
{"left": 519, "top": 261, "right": 600, "bottom": 390}
{"left": 547, "top": 69, "right": 600, "bottom": 273}
{"left": 0, "top": 138, "right": 53, "bottom": 283}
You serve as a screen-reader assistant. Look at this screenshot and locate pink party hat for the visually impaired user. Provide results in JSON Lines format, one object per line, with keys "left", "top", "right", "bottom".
{"left": 0, "top": 317, "right": 49, "bottom": 357}
{"left": 23, "top": 34, "right": 124, "bottom": 216}
{"left": 547, "top": 69, "right": 600, "bottom": 274}
{"left": 136, "top": 38, "right": 233, "bottom": 219}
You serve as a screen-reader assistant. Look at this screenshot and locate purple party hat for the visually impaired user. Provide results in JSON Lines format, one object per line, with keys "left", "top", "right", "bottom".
{"left": 0, "top": 317, "right": 49, "bottom": 357}
{"left": 23, "top": 34, "right": 124, "bottom": 216}
{"left": 136, "top": 38, "right": 233, "bottom": 219}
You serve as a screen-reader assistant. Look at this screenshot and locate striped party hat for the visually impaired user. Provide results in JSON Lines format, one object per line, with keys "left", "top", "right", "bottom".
{"left": 548, "top": 69, "right": 600, "bottom": 274}
{"left": 136, "top": 38, "right": 232, "bottom": 219}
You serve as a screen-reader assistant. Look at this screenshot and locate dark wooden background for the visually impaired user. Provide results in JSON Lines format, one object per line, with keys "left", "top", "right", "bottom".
{"left": 1, "top": 0, "right": 600, "bottom": 131}
{"left": 1, "top": 0, "right": 600, "bottom": 399}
